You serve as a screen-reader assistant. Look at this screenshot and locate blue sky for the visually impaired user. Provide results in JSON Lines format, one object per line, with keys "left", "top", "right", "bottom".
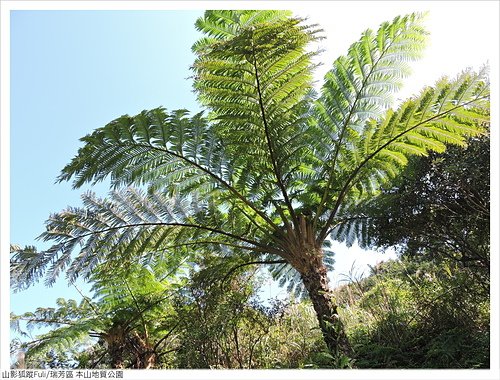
{"left": 10, "top": 10, "right": 204, "bottom": 313}
{"left": 6, "top": 2, "right": 499, "bottom": 324}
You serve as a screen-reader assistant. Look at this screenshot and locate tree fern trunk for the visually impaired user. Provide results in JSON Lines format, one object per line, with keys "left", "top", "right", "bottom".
{"left": 297, "top": 250, "right": 352, "bottom": 364}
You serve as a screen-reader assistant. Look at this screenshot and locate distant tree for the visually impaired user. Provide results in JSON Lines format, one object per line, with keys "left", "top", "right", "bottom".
{"left": 12, "top": 10, "right": 489, "bottom": 363}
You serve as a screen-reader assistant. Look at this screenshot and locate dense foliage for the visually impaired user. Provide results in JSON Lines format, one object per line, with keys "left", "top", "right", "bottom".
{"left": 12, "top": 257, "right": 489, "bottom": 369}
{"left": 367, "top": 133, "right": 489, "bottom": 270}
{"left": 338, "top": 258, "right": 489, "bottom": 368}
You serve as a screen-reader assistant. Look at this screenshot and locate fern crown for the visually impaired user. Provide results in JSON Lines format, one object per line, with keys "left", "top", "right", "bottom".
{"left": 11, "top": 10, "right": 490, "bottom": 289}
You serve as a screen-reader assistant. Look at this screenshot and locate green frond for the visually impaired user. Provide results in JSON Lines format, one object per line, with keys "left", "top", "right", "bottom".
{"left": 193, "top": 13, "right": 323, "bottom": 218}
{"left": 369, "top": 68, "right": 489, "bottom": 158}
{"left": 317, "top": 14, "right": 425, "bottom": 142}
{"left": 59, "top": 108, "right": 216, "bottom": 192}
{"left": 58, "top": 105, "right": 289, "bottom": 236}
{"left": 11, "top": 297, "right": 100, "bottom": 360}
{"left": 329, "top": 216, "right": 375, "bottom": 249}
{"left": 316, "top": 12, "right": 428, "bottom": 139}
{"left": 11, "top": 245, "right": 54, "bottom": 292}
{"left": 314, "top": 64, "right": 488, "bottom": 242}
{"left": 309, "top": 13, "right": 429, "bottom": 224}
{"left": 14, "top": 188, "right": 278, "bottom": 288}
{"left": 325, "top": 68, "right": 489, "bottom": 217}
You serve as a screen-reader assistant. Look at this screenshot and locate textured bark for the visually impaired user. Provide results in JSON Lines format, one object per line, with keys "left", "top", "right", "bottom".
{"left": 104, "top": 325, "right": 156, "bottom": 369}
{"left": 104, "top": 324, "right": 128, "bottom": 369}
{"left": 299, "top": 256, "right": 352, "bottom": 360}
{"left": 286, "top": 215, "right": 352, "bottom": 362}
{"left": 129, "top": 331, "right": 156, "bottom": 369}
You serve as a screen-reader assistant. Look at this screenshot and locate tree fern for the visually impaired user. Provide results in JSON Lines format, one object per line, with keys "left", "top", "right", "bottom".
{"left": 13, "top": 10, "right": 490, "bottom": 361}
{"left": 12, "top": 262, "right": 182, "bottom": 368}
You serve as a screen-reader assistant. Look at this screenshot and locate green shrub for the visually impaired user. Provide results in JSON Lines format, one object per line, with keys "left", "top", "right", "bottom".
{"left": 339, "top": 259, "right": 489, "bottom": 368}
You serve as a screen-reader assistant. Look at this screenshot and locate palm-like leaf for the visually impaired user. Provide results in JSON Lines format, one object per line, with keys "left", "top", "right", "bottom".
{"left": 12, "top": 188, "right": 279, "bottom": 287}
{"left": 60, "top": 109, "right": 215, "bottom": 191}
{"left": 11, "top": 298, "right": 100, "bottom": 359}
{"left": 59, "top": 107, "right": 284, "bottom": 236}
{"left": 193, "top": 13, "right": 323, "bottom": 228}
{"left": 345, "top": 69, "right": 488, "bottom": 194}
{"left": 192, "top": 10, "right": 292, "bottom": 52}
{"left": 309, "top": 13, "right": 428, "bottom": 225}
{"left": 318, "top": 68, "right": 489, "bottom": 241}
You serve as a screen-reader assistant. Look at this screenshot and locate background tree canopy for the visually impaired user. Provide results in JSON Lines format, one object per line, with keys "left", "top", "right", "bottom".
{"left": 11, "top": 9, "right": 490, "bottom": 369}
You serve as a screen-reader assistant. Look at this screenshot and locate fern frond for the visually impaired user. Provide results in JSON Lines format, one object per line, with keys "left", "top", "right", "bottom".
{"left": 355, "top": 68, "right": 489, "bottom": 192}
{"left": 58, "top": 107, "right": 284, "bottom": 237}
{"left": 319, "top": 67, "right": 489, "bottom": 241}
{"left": 14, "top": 188, "right": 281, "bottom": 288}
{"left": 193, "top": 14, "right": 323, "bottom": 228}
{"left": 310, "top": 13, "right": 429, "bottom": 228}
{"left": 192, "top": 10, "right": 292, "bottom": 52}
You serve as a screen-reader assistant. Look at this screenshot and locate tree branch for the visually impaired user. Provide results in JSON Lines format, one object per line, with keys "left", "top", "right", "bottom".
{"left": 153, "top": 322, "right": 180, "bottom": 352}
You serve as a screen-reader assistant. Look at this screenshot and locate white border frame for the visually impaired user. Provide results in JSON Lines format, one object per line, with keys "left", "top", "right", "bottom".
{"left": 1, "top": 1, "right": 499, "bottom": 379}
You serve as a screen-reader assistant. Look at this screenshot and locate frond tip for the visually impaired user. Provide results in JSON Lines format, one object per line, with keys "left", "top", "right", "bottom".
{"left": 192, "top": 10, "right": 293, "bottom": 52}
